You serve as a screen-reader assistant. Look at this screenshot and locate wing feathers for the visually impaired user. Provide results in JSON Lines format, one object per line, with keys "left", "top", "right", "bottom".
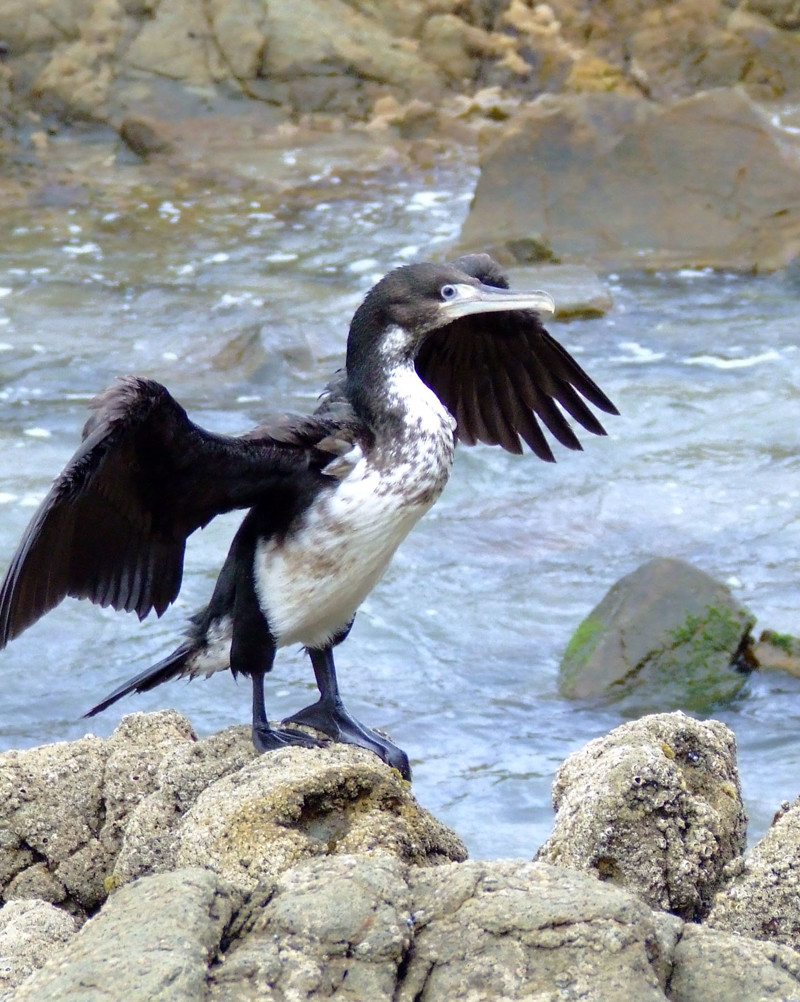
{"left": 0, "top": 376, "right": 360, "bottom": 646}
{"left": 415, "top": 257, "right": 618, "bottom": 457}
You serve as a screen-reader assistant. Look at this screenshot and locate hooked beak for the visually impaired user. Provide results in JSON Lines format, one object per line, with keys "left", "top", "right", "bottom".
{"left": 440, "top": 282, "right": 556, "bottom": 321}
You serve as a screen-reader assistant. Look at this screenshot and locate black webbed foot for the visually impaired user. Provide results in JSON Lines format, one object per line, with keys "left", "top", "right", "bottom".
{"left": 283, "top": 700, "right": 411, "bottom": 780}
{"left": 252, "top": 722, "right": 322, "bottom": 754}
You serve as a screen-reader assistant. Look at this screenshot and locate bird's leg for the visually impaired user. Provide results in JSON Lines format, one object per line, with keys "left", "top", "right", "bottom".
{"left": 283, "top": 645, "right": 411, "bottom": 779}
{"left": 230, "top": 566, "right": 319, "bottom": 754}
{"left": 249, "top": 667, "right": 319, "bottom": 753}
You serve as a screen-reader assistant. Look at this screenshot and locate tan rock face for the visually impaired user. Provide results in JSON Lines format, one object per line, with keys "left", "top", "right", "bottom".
{"left": 0, "top": 898, "right": 77, "bottom": 996}
{"left": 536, "top": 712, "right": 746, "bottom": 920}
{"left": 460, "top": 88, "right": 800, "bottom": 272}
{"left": 0, "top": 711, "right": 196, "bottom": 915}
{"left": 13, "top": 857, "right": 800, "bottom": 1002}
{"left": 172, "top": 744, "right": 467, "bottom": 893}
{"left": 707, "top": 796, "right": 800, "bottom": 950}
{"left": 0, "top": 712, "right": 465, "bottom": 920}
{"left": 5, "top": 0, "right": 800, "bottom": 133}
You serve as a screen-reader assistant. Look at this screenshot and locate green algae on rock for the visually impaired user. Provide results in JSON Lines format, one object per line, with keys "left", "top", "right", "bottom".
{"left": 558, "top": 557, "right": 755, "bottom": 714}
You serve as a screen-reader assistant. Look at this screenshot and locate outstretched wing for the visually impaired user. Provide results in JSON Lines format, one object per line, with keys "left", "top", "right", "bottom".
{"left": 415, "top": 253, "right": 618, "bottom": 462}
{"left": 0, "top": 376, "right": 357, "bottom": 646}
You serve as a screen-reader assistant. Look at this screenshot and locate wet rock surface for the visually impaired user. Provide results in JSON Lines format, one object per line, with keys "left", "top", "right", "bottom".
{"left": 460, "top": 88, "right": 800, "bottom": 272}
{"left": 558, "top": 556, "right": 755, "bottom": 712}
{"left": 2, "top": 2, "right": 800, "bottom": 270}
{"left": 536, "top": 712, "right": 746, "bottom": 920}
{"left": 752, "top": 629, "right": 800, "bottom": 678}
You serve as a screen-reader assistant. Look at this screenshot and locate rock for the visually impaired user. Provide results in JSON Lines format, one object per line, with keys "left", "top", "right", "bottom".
{"left": 0, "top": 712, "right": 464, "bottom": 924}
{"left": 11, "top": 868, "right": 241, "bottom": 1002}
{"left": 401, "top": 860, "right": 678, "bottom": 1001}
{"left": 31, "top": 0, "right": 125, "bottom": 120}
{"left": 0, "top": 710, "right": 196, "bottom": 916}
{"left": 706, "top": 796, "right": 800, "bottom": 950}
{"left": 543, "top": 0, "right": 800, "bottom": 100}
{"left": 558, "top": 557, "right": 755, "bottom": 712}
{"left": 536, "top": 712, "right": 746, "bottom": 920}
{"left": 172, "top": 744, "right": 467, "bottom": 894}
{"left": 210, "top": 854, "right": 413, "bottom": 1000}
{"left": 506, "top": 263, "right": 612, "bottom": 318}
{"left": 419, "top": 14, "right": 508, "bottom": 82}
{"left": 122, "top": 0, "right": 225, "bottom": 85}
{"left": 747, "top": 0, "right": 800, "bottom": 30}
{"left": 668, "top": 923, "right": 800, "bottom": 1002}
{"left": 7, "top": 714, "right": 800, "bottom": 999}
{"left": 0, "top": 0, "right": 94, "bottom": 53}
{"left": 460, "top": 88, "right": 800, "bottom": 272}
{"left": 12, "top": 853, "right": 800, "bottom": 1002}
{"left": 118, "top": 114, "right": 174, "bottom": 158}
{"left": 12, "top": 855, "right": 800, "bottom": 1001}
{"left": 0, "top": 899, "right": 77, "bottom": 996}
{"left": 111, "top": 723, "right": 257, "bottom": 887}
{"left": 752, "top": 628, "right": 800, "bottom": 677}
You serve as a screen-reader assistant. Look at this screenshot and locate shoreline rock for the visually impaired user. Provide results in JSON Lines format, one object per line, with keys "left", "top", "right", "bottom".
{"left": 3, "top": 708, "right": 800, "bottom": 998}
{"left": 0, "top": 711, "right": 465, "bottom": 927}
{"left": 536, "top": 712, "right": 745, "bottom": 920}
{"left": 2, "top": 2, "right": 800, "bottom": 275}
{"left": 558, "top": 557, "right": 756, "bottom": 712}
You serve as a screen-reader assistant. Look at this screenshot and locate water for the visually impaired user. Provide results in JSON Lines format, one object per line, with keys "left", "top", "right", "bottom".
{"left": 2, "top": 145, "right": 800, "bottom": 859}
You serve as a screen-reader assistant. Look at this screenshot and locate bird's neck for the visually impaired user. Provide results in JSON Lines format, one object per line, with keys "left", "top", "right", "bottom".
{"left": 346, "top": 333, "right": 445, "bottom": 440}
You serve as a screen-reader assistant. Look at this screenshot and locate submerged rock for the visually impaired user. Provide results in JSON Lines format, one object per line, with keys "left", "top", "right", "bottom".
{"left": 558, "top": 557, "right": 755, "bottom": 713}
{"left": 460, "top": 88, "right": 800, "bottom": 272}
{"left": 536, "top": 712, "right": 746, "bottom": 920}
{"left": 506, "top": 263, "right": 612, "bottom": 319}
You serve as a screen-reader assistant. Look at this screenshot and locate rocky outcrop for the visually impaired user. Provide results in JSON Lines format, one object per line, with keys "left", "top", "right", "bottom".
{"left": 5, "top": 709, "right": 800, "bottom": 998}
{"left": 557, "top": 556, "right": 755, "bottom": 711}
{"left": 0, "top": 899, "right": 76, "bottom": 997}
{"left": 459, "top": 87, "right": 800, "bottom": 272}
{"left": 707, "top": 796, "right": 800, "bottom": 951}
{"left": 0, "top": 711, "right": 466, "bottom": 925}
{"left": 11, "top": 859, "right": 800, "bottom": 1002}
{"left": 0, "top": 710, "right": 199, "bottom": 915}
{"left": 536, "top": 713, "right": 746, "bottom": 920}
{"left": 540, "top": 0, "right": 800, "bottom": 101}
{"left": 3, "top": 0, "right": 800, "bottom": 129}
{"left": 3, "top": 2, "right": 800, "bottom": 274}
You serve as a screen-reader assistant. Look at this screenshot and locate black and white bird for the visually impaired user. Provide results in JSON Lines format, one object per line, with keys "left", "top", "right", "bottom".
{"left": 0, "top": 254, "right": 617, "bottom": 779}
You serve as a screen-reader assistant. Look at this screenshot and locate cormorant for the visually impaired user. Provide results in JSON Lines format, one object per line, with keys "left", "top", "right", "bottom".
{"left": 0, "top": 254, "right": 618, "bottom": 779}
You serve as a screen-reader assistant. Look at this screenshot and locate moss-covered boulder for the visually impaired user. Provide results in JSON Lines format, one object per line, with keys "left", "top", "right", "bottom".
{"left": 559, "top": 557, "right": 755, "bottom": 713}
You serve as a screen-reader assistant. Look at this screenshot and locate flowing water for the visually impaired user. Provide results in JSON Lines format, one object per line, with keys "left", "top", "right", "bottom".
{"left": 2, "top": 138, "right": 800, "bottom": 858}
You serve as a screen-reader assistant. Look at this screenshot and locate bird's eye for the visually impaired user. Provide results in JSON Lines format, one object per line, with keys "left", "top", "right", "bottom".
{"left": 440, "top": 284, "right": 457, "bottom": 301}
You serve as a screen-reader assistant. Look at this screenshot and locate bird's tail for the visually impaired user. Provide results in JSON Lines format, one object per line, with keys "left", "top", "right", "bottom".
{"left": 83, "top": 643, "right": 194, "bottom": 718}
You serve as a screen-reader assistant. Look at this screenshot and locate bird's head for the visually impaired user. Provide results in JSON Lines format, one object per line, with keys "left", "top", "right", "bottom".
{"left": 346, "top": 260, "right": 555, "bottom": 371}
